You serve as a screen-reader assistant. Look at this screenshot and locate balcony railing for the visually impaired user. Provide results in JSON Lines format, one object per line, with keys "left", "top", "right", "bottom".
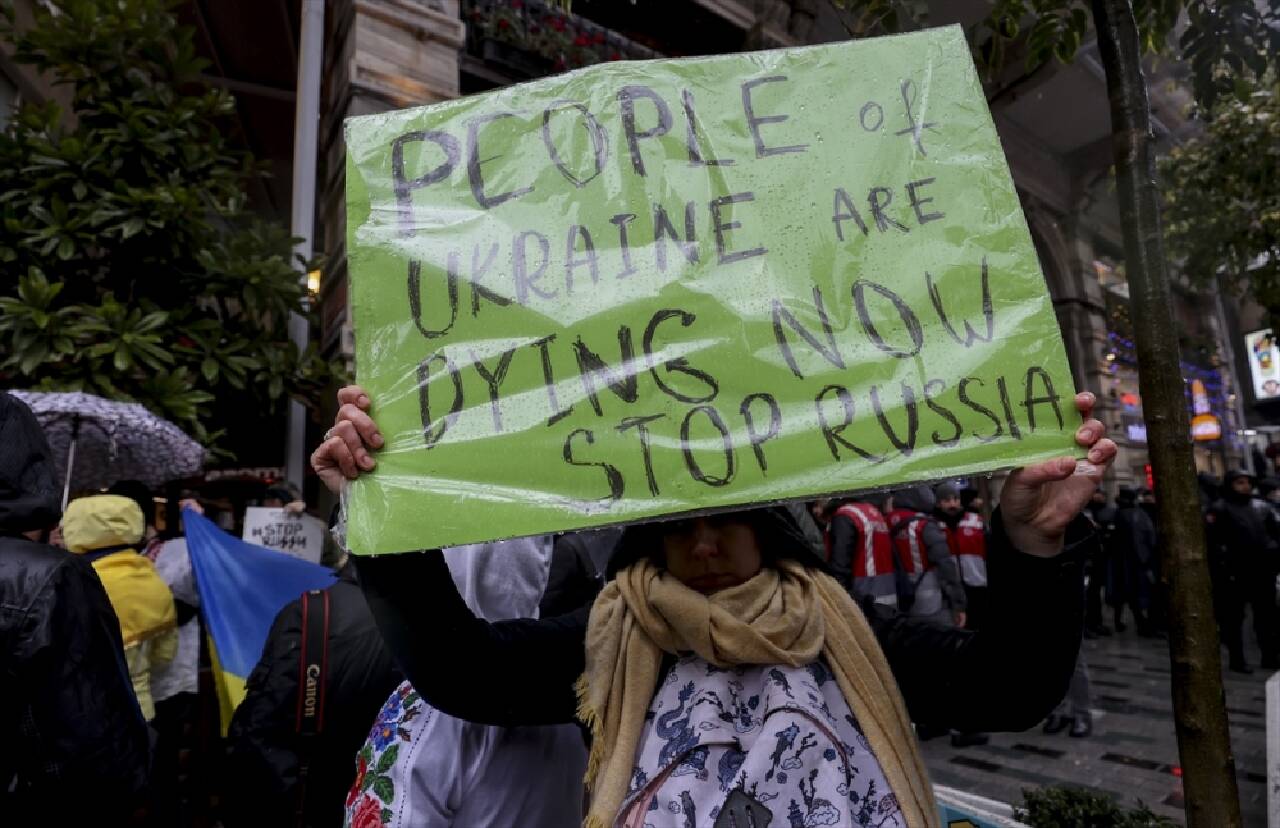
{"left": 462, "top": 0, "right": 661, "bottom": 80}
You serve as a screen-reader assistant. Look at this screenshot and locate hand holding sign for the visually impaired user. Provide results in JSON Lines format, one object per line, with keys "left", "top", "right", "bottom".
{"left": 313, "top": 387, "right": 383, "bottom": 492}
{"left": 999, "top": 391, "right": 1116, "bottom": 557}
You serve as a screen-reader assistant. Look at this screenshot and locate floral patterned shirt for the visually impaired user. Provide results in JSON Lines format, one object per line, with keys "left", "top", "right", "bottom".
{"left": 620, "top": 656, "right": 907, "bottom": 828}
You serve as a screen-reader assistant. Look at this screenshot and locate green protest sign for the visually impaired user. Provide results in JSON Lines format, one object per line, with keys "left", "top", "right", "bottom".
{"left": 344, "top": 24, "right": 1080, "bottom": 555}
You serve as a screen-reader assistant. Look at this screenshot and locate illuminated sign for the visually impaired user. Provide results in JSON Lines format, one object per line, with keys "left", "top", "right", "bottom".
{"left": 1190, "top": 379, "right": 1221, "bottom": 441}
{"left": 1245, "top": 329, "right": 1280, "bottom": 401}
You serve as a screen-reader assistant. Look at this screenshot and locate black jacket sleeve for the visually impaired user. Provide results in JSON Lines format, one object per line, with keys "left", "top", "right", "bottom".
{"left": 864, "top": 508, "right": 1085, "bottom": 732}
{"left": 17, "top": 554, "right": 151, "bottom": 814}
{"left": 357, "top": 508, "right": 1083, "bottom": 734}
{"left": 355, "top": 550, "right": 590, "bottom": 727}
{"left": 827, "top": 513, "right": 857, "bottom": 591}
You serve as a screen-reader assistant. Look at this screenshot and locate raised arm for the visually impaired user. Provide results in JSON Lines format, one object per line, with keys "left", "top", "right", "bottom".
{"left": 873, "top": 390, "right": 1115, "bottom": 731}
{"left": 311, "top": 386, "right": 589, "bottom": 726}
{"left": 866, "top": 511, "right": 1086, "bottom": 732}
{"left": 353, "top": 549, "right": 588, "bottom": 726}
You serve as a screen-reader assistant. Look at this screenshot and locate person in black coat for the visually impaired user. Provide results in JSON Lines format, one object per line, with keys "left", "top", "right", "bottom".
{"left": 0, "top": 392, "right": 151, "bottom": 824}
{"left": 1208, "top": 469, "right": 1280, "bottom": 672}
{"left": 223, "top": 558, "right": 402, "bottom": 828}
{"left": 311, "top": 386, "right": 1116, "bottom": 787}
{"left": 1083, "top": 488, "right": 1115, "bottom": 637}
{"left": 1107, "top": 487, "right": 1158, "bottom": 636}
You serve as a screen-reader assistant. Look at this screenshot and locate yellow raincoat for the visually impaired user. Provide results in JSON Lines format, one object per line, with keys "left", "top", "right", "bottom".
{"left": 63, "top": 494, "right": 177, "bottom": 720}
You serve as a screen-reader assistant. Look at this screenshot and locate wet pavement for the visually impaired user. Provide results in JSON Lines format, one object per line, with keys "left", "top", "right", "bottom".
{"left": 921, "top": 627, "right": 1271, "bottom": 825}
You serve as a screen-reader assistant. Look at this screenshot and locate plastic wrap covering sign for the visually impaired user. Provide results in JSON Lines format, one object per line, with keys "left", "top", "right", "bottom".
{"left": 344, "top": 24, "right": 1080, "bottom": 555}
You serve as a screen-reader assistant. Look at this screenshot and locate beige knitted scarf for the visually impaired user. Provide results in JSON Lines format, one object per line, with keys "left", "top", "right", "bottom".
{"left": 575, "top": 557, "right": 939, "bottom": 828}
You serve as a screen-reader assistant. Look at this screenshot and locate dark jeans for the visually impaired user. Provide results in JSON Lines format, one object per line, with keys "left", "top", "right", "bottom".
{"left": 963, "top": 584, "right": 989, "bottom": 632}
{"left": 1085, "top": 565, "right": 1106, "bottom": 629}
{"left": 149, "top": 692, "right": 197, "bottom": 828}
{"left": 1053, "top": 653, "right": 1092, "bottom": 719}
{"left": 1218, "top": 570, "right": 1278, "bottom": 664}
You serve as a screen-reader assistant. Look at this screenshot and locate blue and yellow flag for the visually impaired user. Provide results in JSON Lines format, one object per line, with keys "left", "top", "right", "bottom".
{"left": 184, "top": 508, "right": 336, "bottom": 733}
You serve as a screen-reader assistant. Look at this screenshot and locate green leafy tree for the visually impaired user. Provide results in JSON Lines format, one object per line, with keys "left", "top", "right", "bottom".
{"left": 826, "top": 0, "right": 1279, "bottom": 110}
{"left": 0, "top": 0, "right": 329, "bottom": 452}
{"left": 1161, "top": 82, "right": 1280, "bottom": 315}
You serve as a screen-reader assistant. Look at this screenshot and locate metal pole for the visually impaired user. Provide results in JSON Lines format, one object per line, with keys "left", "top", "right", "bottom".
{"left": 61, "top": 415, "right": 80, "bottom": 511}
{"left": 285, "top": 0, "right": 325, "bottom": 491}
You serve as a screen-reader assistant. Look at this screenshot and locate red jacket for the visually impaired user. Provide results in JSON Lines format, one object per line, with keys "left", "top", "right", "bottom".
{"left": 943, "top": 511, "right": 989, "bottom": 587}
{"left": 826, "top": 502, "right": 895, "bottom": 577}
{"left": 886, "top": 507, "right": 933, "bottom": 574}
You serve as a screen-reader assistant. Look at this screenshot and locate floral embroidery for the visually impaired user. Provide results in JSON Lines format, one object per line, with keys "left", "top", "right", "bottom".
{"left": 347, "top": 755, "right": 368, "bottom": 808}
{"left": 344, "top": 680, "right": 423, "bottom": 827}
{"left": 621, "top": 657, "right": 906, "bottom": 828}
{"left": 348, "top": 793, "right": 386, "bottom": 828}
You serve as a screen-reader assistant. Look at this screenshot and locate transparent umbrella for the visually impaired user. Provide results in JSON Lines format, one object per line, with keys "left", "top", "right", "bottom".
{"left": 7, "top": 390, "right": 206, "bottom": 508}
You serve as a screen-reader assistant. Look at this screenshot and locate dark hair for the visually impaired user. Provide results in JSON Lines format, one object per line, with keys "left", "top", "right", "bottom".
{"left": 606, "top": 506, "right": 827, "bottom": 580}
{"left": 263, "top": 483, "right": 299, "bottom": 504}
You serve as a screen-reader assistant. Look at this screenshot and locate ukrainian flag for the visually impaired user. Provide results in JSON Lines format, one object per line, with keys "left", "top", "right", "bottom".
{"left": 184, "top": 508, "right": 336, "bottom": 733}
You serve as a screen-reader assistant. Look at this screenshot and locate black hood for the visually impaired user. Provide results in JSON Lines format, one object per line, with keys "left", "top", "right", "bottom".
{"left": 1224, "top": 469, "right": 1255, "bottom": 486}
{"left": 0, "top": 392, "right": 62, "bottom": 535}
{"left": 607, "top": 506, "right": 828, "bottom": 580}
{"left": 1222, "top": 469, "right": 1256, "bottom": 503}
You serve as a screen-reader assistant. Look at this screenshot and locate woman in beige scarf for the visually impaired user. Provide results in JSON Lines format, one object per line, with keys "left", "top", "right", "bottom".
{"left": 316, "top": 385, "right": 1117, "bottom": 828}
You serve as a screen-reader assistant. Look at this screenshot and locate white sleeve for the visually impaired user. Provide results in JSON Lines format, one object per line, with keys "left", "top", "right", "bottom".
{"left": 154, "top": 539, "right": 198, "bottom": 606}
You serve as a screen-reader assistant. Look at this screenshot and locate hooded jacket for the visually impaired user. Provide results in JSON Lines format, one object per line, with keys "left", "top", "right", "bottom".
{"left": 1209, "top": 472, "right": 1279, "bottom": 574}
{"left": 826, "top": 497, "right": 898, "bottom": 608}
{"left": 63, "top": 494, "right": 177, "bottom": 720}
{"left": 0, "top": 393, "right": 150, "bottom": 820}
{"left": 886, "top": 486, "right": 967, "bottom": 617}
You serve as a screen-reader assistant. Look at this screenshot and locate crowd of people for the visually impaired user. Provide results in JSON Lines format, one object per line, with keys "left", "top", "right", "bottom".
{"left": 1076, "top": 469, "right": 1280, "bottom": 675}
{"left": 0, "top": 390, "right": 339, "bottom": 825}
{"left": 18, "top": 378, "right": 1278, "bottom": 827}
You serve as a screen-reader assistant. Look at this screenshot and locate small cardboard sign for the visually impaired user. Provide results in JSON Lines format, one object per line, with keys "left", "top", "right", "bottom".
{"left": 242, "top": 507, "right": 326, "bottom": 564}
